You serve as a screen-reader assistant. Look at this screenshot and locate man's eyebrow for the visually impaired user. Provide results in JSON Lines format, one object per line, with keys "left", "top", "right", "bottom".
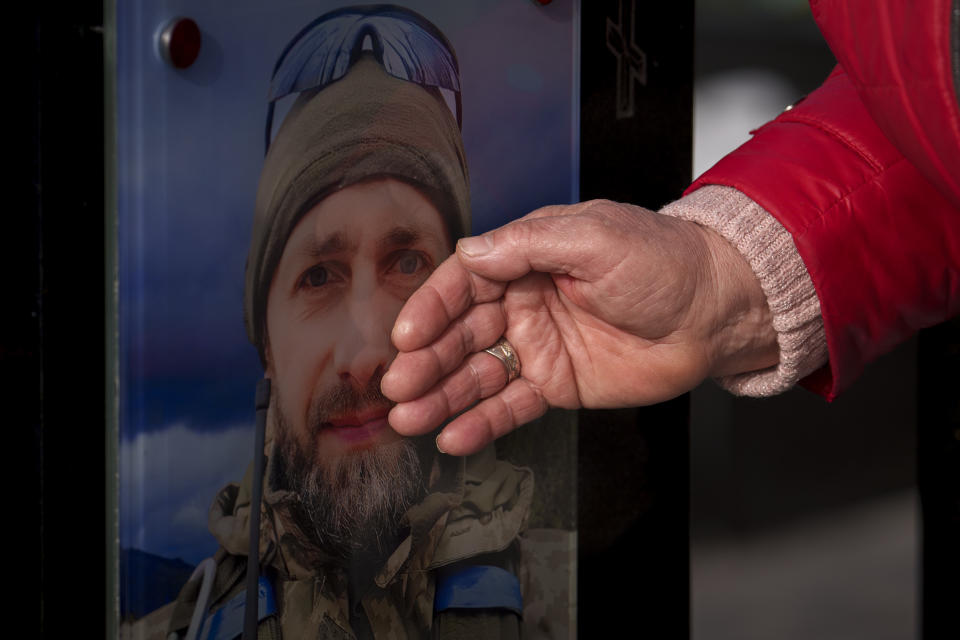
{"left": 304, "top": 232, "right": 355, "bottom": 257}
{"left": 377, "top": 226, "right": 424, "bottom": 251}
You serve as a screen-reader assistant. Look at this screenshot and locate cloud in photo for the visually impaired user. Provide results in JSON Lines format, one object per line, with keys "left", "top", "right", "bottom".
{"left": 119, "top": 421, "right": 254, "bottom": 565}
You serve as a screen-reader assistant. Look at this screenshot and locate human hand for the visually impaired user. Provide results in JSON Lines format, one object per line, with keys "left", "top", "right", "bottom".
{"left": 381, "top": 199, "right": 778, "bottom": 455}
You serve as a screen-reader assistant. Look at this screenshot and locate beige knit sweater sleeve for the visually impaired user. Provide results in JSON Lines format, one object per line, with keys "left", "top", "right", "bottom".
{"left": 658, "top": 185, "right": 828, "bottom": 396}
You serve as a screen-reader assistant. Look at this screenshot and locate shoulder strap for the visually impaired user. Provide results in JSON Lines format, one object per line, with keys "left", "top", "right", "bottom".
{"left": 434, "top": 565, "right": 522, "bottom": 615}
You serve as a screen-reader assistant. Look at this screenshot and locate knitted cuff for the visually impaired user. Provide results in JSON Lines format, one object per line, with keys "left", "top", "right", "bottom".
{"left": 658, "top": 185, "right": 827, "bottom": 396}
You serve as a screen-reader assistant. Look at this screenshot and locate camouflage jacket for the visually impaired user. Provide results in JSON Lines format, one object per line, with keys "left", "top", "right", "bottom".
{"left": 166, "top": 443, "right": 535, "bottom": 639}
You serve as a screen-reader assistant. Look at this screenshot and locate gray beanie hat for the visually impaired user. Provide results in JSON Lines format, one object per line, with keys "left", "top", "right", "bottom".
{"left": 244, "top": 54, "right": 471, "bottom": 363}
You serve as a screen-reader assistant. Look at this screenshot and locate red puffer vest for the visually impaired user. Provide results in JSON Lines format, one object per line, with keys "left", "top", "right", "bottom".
{"left": 689, "top": 0, "right": 960, "bottom": 399}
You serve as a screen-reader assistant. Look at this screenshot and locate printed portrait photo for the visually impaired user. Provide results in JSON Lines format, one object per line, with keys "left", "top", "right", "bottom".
{"left": 117, "top": 3, "right": 579, "bottom": 638}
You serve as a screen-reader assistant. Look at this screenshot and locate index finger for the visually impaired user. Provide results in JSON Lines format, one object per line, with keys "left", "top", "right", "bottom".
{"left": 392, "top": 203, "right": 599, "bottom": 352}
{"left": 391, "top": 252, "right": 507, "bottom": 352}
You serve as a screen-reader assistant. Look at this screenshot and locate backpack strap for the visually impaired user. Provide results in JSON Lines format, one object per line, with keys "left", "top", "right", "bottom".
{"left": 167, "top": 553, "right": 281, "bottom": 640}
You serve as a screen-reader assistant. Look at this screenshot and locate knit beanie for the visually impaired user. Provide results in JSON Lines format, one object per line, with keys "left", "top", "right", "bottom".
{"left": 244, "top": 54, "right": 471, "bottom": 363}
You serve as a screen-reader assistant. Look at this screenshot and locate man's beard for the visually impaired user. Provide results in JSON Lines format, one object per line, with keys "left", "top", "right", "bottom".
{"left": 273, "top": 375, "right": 425, "bottom": 560}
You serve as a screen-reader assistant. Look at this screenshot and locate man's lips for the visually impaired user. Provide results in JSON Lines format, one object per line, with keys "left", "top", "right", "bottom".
{"left": 321, "top": 406, "right": 393, "bottom": 444}
{"left": 325, "top": 406, "right": 392, "bottom": 428}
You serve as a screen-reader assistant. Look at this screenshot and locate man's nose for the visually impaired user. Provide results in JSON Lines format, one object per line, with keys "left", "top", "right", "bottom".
{"left": 334, "top": 292, "right": 399, "bottom": 390}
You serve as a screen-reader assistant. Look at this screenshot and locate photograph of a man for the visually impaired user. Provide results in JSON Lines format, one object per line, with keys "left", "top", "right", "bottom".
{"left": 163, "top": 7, "right": 535, "bottom": 639}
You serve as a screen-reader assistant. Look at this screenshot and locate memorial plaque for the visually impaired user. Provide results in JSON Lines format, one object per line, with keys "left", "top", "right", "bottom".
{"left": 26, "top": 0, "right": 693, "bottom": 636}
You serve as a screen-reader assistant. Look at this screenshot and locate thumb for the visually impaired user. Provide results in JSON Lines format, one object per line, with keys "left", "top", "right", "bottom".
{"left": 456, "top": 213, "right": 601, "bottom": 282}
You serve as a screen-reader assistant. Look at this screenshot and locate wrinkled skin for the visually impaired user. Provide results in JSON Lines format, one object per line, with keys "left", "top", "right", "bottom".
{"left": 382, "top": 200, "right": 778, "bottom": 455}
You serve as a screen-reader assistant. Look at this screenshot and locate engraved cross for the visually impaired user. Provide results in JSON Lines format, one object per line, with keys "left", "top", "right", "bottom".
{"left": 606, "top": 0, "right": 647, "bottom": 119}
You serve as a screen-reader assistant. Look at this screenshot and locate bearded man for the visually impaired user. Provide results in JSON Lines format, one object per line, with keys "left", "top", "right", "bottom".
{"left": 162, "top": 37, "right": 536, "bottom": 640}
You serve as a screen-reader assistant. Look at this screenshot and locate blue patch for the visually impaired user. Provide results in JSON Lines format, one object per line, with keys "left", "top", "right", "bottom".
{"left": 199, "top": 576, "right": 276, "bottom": 640}
{"left": 434, "top": 565, "right": 523, "bottom": 615}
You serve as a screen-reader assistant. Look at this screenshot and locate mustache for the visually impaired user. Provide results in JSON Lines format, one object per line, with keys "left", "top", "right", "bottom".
{"left": 306, "top": 372, "right": 394, "bottom": 428}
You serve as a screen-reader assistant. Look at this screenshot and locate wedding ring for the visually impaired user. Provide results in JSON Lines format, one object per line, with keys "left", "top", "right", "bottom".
{"left": 484, "top": 337, "right": 521, "bottom": 384}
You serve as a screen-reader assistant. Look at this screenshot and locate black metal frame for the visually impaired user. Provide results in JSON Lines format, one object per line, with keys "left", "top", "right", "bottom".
{"left": 578, "top": 2, "right": 692, "bottom": 636}
{"left": 25, "top": 2, "right": 107, "bottom": 636}
{"left": 918, "top": 319, "right": 960, "bottom": 639}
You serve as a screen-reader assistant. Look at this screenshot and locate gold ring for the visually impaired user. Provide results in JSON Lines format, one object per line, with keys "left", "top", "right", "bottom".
{"left": 484, "top": 337, "right": 521, "bottom": 384}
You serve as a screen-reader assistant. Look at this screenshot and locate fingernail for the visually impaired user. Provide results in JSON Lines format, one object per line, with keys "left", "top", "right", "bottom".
{"left": 458, "top": 235, "right": 492, "bottom": 257}
{"left": 435, "top": 433, "right": 448, "bottom": 454}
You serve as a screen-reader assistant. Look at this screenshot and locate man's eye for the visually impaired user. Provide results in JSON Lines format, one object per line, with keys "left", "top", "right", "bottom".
{"left": 392, "top": 252, "right": 427, "bottom": 275}
{"left": 304, "top": 265, "right": 329, "bottom": 287}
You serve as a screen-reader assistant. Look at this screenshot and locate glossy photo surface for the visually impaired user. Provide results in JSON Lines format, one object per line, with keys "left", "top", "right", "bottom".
{"left": 115, "top": 2, "right": 579, "bottom": 637}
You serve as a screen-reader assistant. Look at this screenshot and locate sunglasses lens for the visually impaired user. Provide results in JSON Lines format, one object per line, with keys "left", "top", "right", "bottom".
{"left": 269, "top": 19, "right": 354, "bottom": 101}
{"left": 376, "top": 18, "right": 460, "bottom": 94}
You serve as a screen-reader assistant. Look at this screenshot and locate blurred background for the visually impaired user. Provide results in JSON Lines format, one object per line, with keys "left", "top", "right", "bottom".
{"left": 690, "top": 1, "right": 918, "bottom": 639}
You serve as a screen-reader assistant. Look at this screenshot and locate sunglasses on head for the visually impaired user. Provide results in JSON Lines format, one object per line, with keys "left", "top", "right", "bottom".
{"left": 265, "top": 4, "right": 463, "bottom": 153}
